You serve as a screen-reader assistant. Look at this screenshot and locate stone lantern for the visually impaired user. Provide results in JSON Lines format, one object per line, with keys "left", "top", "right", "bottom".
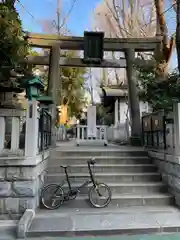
{"left": 24, "top": 76, "right": 45, "bottom": 101}
{"left": 0, "top": 84, "right": 24, "bottom": 109}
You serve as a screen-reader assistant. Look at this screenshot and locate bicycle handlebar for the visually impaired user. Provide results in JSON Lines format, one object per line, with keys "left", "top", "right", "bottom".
{"left": 87, "top": 158, "right": 96, "bottom": 165}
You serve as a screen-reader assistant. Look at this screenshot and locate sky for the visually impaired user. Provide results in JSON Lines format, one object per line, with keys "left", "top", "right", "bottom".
{"left": 15, "top": 0, "right": 178, "bottom": 70}
{"left": 15, "top": 0, "right": 100, "bottom": 35}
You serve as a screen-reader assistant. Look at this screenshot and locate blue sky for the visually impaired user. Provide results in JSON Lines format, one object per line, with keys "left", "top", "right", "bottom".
{"left": 15, "top": 0, "right": 177, "bottom": 69}
{"left": 15, "top": 0, "right": 100, "bottom": 35}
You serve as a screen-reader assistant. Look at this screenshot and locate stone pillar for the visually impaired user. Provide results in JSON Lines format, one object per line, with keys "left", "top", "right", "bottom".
{"left": 125, "top": 48, "right": 141, "bottom": 146}
{"left": 25, "top": 100, "right": 39, "bottom": 157}
{"left": 48, "top": 44, "right": 61, "bottom": 147}
{"left": 11, "top": 117, "right": 20, "bottom": 151}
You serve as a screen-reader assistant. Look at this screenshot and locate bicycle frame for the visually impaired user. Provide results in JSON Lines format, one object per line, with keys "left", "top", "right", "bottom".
{"left": 64, "top": 161, "right": 97, "bottom": 193}
{"left": 76, "top": 179, "right": 92, "bottom": 192}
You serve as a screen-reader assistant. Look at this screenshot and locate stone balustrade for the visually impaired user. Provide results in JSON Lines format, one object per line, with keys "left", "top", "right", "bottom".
{"left": 0, "top": 100, "right": 51, "bottom": 218}
{"left": 145, "top": 103, "right": 180, "bottom": 207}
{"left": 76, "top": 125, "right": 107, "bottom": 146}
{"left": 0, "top": 108, "right": 26, "bottom": 156}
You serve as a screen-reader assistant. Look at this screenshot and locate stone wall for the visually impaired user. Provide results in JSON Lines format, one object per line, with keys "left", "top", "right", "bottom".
{"left": 0, "top": 151, "right": 49, "bottom": 219}
{"left": 149, "top": 150, "right": 180, "bottom": 206}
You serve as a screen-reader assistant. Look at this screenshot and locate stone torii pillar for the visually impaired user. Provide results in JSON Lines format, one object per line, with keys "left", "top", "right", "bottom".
{"left": 48, "top": 44, "right": 61, "bottom": 147}
{"left": 125, "top": 48, "right": 141, "bottom": 146}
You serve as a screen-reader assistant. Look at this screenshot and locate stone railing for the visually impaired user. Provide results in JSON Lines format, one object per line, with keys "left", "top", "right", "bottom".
{"left": 143, "top": 103, "right": 180, "bottom": 207}
{"left": 0, "top": 100, "right": 52, "bottom": 157}
{"left": 0, "top": 108, "right": 26, "bottom": 156}
{"left": 142, "top": 110, "right": 175, "bottom": 153}
{"left": 0, "top": 100, "right": 52, "bottom": 218}
{"left": 76, "top": 125, "right": 107, "bottom": 146}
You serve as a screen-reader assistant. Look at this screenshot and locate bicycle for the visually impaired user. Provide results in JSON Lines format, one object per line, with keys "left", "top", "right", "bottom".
{"left": 41, "top": 158, "right": 112, "bottom": 209}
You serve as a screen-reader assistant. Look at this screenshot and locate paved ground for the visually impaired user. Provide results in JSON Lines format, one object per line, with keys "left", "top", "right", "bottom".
{"left": 21, "top": 233, "right": 180, "bottom": 239}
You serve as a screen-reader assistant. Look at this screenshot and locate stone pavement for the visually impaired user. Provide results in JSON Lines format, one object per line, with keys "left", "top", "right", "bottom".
{"left": 0, "top": 220, "right": 18, "bottom": 240}
{"left": 19, "top": 233, "right": 180, "bottom": 240}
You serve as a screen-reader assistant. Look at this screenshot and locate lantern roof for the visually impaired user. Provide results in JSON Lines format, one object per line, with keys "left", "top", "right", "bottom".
{"left": 24, "top": 76, "right": 44, "bottom": 89}
{"left": 37, "top": 95, "right": 54, "bottom": 105}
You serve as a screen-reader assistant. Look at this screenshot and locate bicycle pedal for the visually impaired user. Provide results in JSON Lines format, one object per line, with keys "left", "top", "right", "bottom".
{"left": 64, "top": 196, "right": 69, "bottom": 201}
{"left": 71, "top": 190, "right": 78, "bottom": 195}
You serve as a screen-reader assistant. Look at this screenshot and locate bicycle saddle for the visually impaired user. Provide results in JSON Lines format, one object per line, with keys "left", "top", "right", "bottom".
{"left": 60, "top": 165, "right": 68, "bottom": 169}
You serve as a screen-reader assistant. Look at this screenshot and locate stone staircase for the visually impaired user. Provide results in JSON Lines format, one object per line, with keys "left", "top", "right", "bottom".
{"left": 26, "top": 145, "right": 180, "bottom": 238}
{"left": 43, "top": 147, "right": 174, "bottom": 208}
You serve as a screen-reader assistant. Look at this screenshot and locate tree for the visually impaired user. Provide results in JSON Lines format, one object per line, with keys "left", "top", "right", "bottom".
{"left": 136, "top": 65, "right": 180, "bottom": 111}
{"left": 60, "top": 56, "right": 87, "bottom": 117}
{"left": 94, "top": 0, "right": 156, "bottom": 38}
{"left": 38, "top": 3, "right": 88, "bottom": 119}
{"left": 0, "top": 0, "right": 28, "bottom": 84}
{"left": 93, "top": 0, "right": 176, "bottom": 82}
{"left": 93, "top": 0, "right": 157, "bottom": 85}
{"left": 176, "top": 0, "right": 180, "bottom": 73}
{"left": 96, "top": 103, "right": 113, "bottom": 125}
{"left": 154, "top": 0, "right": 176, "bottom": 80}
{"left": 31, "top": 50, "right": 87, "bottom": 118}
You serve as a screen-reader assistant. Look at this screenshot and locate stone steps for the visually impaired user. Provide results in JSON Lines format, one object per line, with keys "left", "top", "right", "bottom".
{"left": 45, "top": 172, "right": 162, "bottom": 184}
{"left": 40, "top": 193, "right": 174, "bottom": 209}
{"left": 45, "top": 182, "right": 168, "bottom": 195}
{"left": 27, "top": 144, "right": 178, "bottom": 238}
{"left": 42, "top": 182, "right": 168, "bottom": 196}
{"left": 50, "top": 156, "right": 152, "bottom": 165}
{"left": 47, "top": 164, "right": 158, "bottom": 174}
{"left": 53, "top": 150, "right": 148, "bottom": 157}
{"left": 44, "top": 146, "right": 175, "bottom": 211}
{"left": 27, "top": 207, "right": 180, "bottom": 238}
{"left": 36, "top": 205, "right": 180, "bottom": 215}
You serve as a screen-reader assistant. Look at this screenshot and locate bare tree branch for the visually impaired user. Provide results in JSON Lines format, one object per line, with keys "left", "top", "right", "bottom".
{"left": 92, "top": 0, "right": 157, "bottom": 85}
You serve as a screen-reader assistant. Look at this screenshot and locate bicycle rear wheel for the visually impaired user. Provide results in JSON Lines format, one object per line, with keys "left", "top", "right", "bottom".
{"left": 88, "top": 183, "right": 111, "bottom": 208}
{"left": 41, "top": 184, "right": 64, "bottom": 210}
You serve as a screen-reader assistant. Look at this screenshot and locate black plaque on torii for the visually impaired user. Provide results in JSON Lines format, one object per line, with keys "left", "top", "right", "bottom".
{"left": 83, "top": 31, "right": 104, "bottom": 64}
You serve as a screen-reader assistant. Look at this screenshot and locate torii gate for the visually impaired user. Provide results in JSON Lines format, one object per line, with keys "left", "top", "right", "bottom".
{"left": 25, "top": 31, "right": 162, "bottom": 146}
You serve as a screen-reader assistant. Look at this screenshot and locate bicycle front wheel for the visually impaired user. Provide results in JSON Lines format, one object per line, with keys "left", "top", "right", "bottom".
{"left": 41, "top": 184, "right": 64, "bottom": 210}
{"left": 88, "top": 183, "right": 111, "bottom": 208}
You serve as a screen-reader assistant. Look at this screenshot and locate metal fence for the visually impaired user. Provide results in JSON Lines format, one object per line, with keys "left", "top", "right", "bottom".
{"left": 38, "top": 109, "right": 52, "bottom": 151}
{"left": 142, "top": 110, "right": 174, "bottom": 150}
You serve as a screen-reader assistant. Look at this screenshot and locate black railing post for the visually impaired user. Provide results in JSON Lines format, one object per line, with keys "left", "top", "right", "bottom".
{"left": 44, "top": 111, "right": 47, "bottom": 149}
{"left": 38, "top": 108, "right": 52, "bottom": 152}
{"left": 157, "top": 131, "right": 159, "bottom": 148}
{"left": 49, "top": 113, "right": 52, "bottom": 146}
{"left": 142, "top": 117, "right": 144, "bottom": 146}
{"left": 163, "top": 115, "right": 167, "bottom": 150}
{"left": 150, "top": 117, "right": 154, "bottom": 148}
{"left": 40, "top": 109, "right": 44, "bottom": 152}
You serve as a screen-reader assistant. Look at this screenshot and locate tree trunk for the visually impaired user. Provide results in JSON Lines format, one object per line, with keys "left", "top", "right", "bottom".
{"left": 154, "top": 0, "right": 175, "bottom": 80}
{"left": 176, "top": 0, "right": 180, "bottom": 74}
